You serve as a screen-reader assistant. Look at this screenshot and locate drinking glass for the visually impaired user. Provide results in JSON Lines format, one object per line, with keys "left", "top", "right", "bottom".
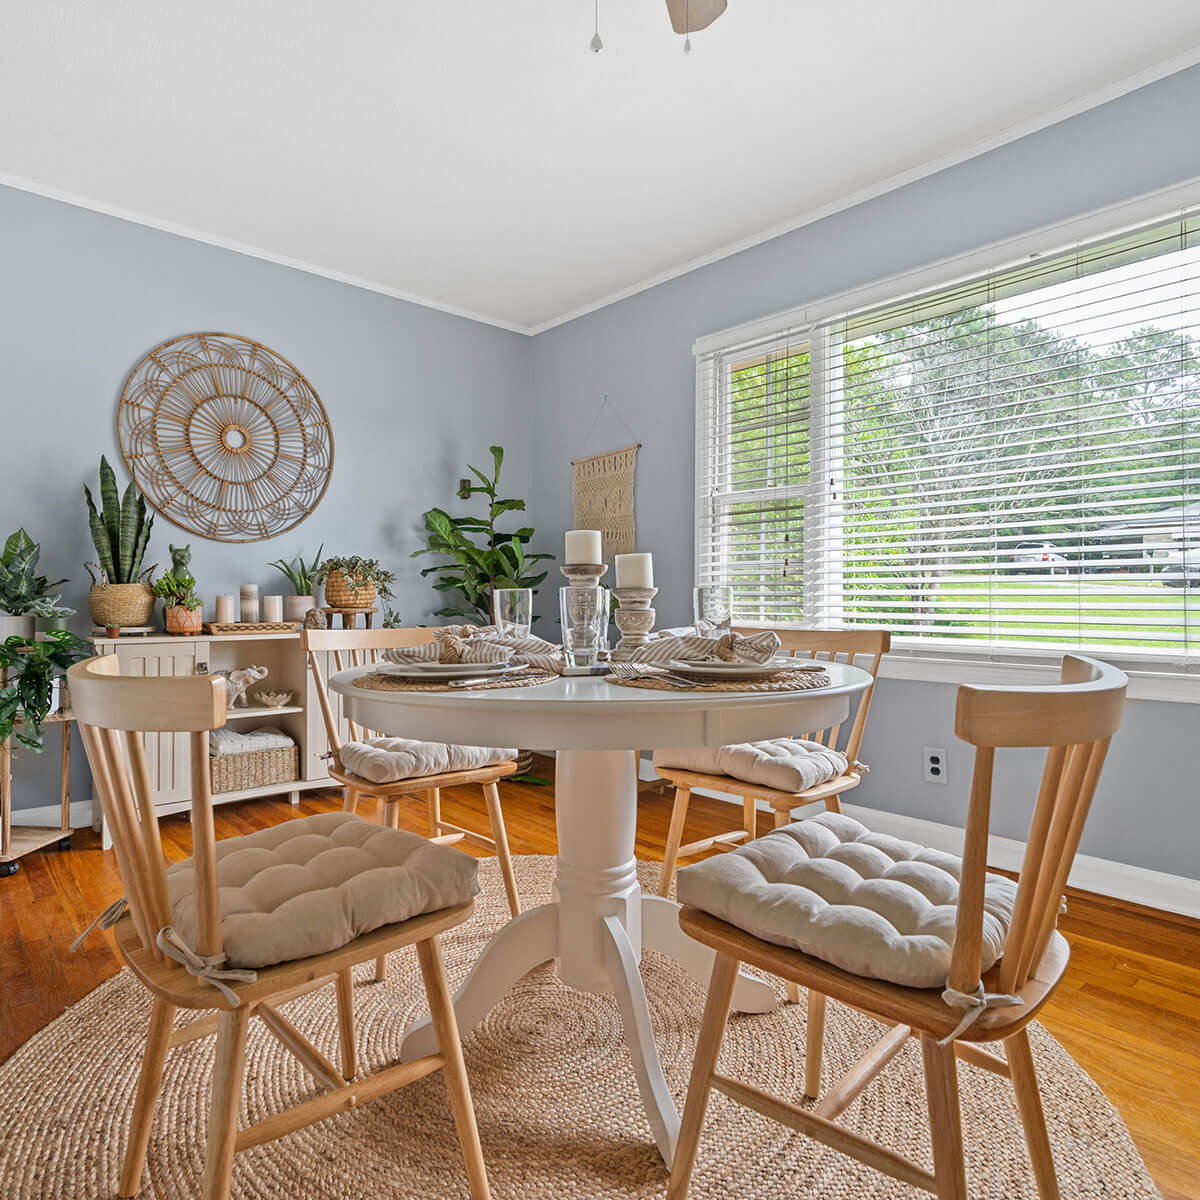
{"left": 693, "top": 585, "right": 734, "bottom": 635}
{"left": 559, "top": 585, "right": 609, "bottom": 667}
{"left": 493, "top": 587, "right": 533, "bottom": 640}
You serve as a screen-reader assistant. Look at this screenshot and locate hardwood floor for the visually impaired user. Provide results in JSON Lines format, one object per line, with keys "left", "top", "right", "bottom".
{"left": 2, "top": 769, "right": 1198, "bottom": 1199}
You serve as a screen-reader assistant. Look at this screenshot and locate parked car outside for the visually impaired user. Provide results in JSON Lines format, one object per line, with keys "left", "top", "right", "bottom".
{"left": 1160, "top": 549, "right": 1200, "bottom": 588}
{"left": 1006, "top": 541, "right": 1070, "bottom": 574}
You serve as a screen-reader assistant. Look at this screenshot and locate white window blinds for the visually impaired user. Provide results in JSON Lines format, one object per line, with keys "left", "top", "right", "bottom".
{"left": 696, "top": 212, "right": 1200, "bottom": 662}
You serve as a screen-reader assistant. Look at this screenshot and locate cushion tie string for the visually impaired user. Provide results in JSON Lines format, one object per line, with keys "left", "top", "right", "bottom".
{"left": 68, "top": 896, "right": 129, "bottom": 952}
{"left": 938, "top": 981, "right": 1023, "bottom": 1046}
{"left": 156, "top": 926, "right": 257, "bottom": 1006}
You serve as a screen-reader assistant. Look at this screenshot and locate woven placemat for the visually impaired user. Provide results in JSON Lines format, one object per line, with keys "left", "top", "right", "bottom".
{"left": 607, "top": 667, "right": 831, "bottom": 693}
{"left": 354, "top": 670, "right": 560, "bottom": 693}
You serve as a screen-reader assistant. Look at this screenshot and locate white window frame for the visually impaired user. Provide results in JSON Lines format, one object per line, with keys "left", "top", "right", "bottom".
{"left": 694, "top": 175, "right": 1200, "bottom": 702}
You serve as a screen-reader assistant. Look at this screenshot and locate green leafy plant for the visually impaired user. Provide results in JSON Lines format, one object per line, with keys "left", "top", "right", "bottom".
{"left": 28, "top": 595, "right": 75, "bottom": 620}
{"left": 269, "top": 545, "right": 324, "bottom": 595}
{"left": 152, "top": 571, "right": 201, "bottom": 611}
{"left": 412, "top": 445, "right": 552, "bottom": 623}
{"left": 311, "top": 556, "right": 396, "bottom": 599}
{"left": 83, "top": 455, "right": 154, "bottom": 584}
{"left": 381, "top": 605, "right": 404, "bottom": 628}
{"left": 0, "top": 529, "right": 66, "bottom": 616}
{"left": 0, "top": 631, "right": 91, "bottom": 753}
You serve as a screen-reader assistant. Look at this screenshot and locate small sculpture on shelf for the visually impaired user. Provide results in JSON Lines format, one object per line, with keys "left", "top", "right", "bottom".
{"left": 214, "top": 664, "right": 269, "bottom": 708}
{"left": 303, "top": 607, "right": 328, "bottom": 630}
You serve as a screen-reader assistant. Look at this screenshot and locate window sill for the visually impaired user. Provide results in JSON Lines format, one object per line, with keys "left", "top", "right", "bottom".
{"left": 878, "top": 650, "right": 1200, "bottom": 703}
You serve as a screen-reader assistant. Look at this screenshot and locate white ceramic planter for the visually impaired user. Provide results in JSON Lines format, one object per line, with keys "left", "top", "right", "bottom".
{"left": 285, "top": 594, "right": 318, "bottom": 623}
{"left": 0, "top": 612, "right": 35, "bottom": 640}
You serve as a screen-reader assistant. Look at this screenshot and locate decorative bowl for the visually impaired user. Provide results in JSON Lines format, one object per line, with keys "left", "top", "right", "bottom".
{"left": 254, "top": 690, "right": 294, "bottom": 708}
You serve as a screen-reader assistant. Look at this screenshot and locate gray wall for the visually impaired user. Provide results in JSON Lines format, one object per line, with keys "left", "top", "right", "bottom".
{"left": 1, "top": 183, "right": 532, "bottom": 811}
{"left": 528, "top": 65, "right": 1200, "bottom": 880}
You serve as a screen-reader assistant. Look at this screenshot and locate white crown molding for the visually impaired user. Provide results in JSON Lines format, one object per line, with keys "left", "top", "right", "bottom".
{"left": 0, "top": 171, "right": 530, "bottom": 336}
{"left": 528, "top": 46, "right": 1200, "bottom": 336}
{"left": 5, "top": 48, "right": 1200, "bottom": 338}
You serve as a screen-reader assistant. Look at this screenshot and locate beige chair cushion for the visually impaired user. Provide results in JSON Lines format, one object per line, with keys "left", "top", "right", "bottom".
{"left": 677, "top": 812, "right": 1017, "bottom": 989}
{"left": 165, "top": 812, "right": 479, "bottom": 969}
{"left": 338, "top": 737, "right": 516, "bottom": 785}
{"left": 654, "top": 738, "right": 849, "bottom": 793}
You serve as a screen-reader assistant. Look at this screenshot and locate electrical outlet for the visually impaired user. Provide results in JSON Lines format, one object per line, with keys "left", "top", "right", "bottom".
{"left": 923, "top": 746, "right": 947, "bottom": 784}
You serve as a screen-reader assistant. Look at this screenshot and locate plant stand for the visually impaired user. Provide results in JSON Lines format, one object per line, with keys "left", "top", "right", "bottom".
{"left": 320, "top": 607, "right": 378, "bottom": 629}
{"left": 0, "top": 710, "right": 73, "bottom": 878}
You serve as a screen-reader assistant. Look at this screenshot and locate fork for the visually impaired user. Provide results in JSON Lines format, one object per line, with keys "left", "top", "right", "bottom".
{"left": 609, "top": 662, "right": 699, "bottom": 688}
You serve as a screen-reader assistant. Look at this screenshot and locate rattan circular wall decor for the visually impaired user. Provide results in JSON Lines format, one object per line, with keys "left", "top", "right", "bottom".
{"left": 118, "top": 332, "right": 334, "bottom": 543}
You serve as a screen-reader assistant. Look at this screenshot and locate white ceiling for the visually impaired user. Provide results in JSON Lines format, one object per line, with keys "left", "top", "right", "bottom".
{"left": 3, "top": 2, "right": 1200, "bottom": 333}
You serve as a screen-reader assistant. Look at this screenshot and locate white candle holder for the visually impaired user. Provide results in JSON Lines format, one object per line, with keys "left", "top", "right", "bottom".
{"left": 560, "top": 563, "right": 609, "bottom": 588}
{"left": 612, "top": 586, "right": 658, "bottom": 657}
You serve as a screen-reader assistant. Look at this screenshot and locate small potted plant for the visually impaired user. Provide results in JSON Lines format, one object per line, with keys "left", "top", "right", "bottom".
{"left": 83, "top": 455, "right": 155, "bottom": 635}
{"left": 0, "top": 529, "right": 66, "bottom": 640}
{"left": 269, "top": 544, "right": 323, "bottom": 622}
{"left": 153, "top": 571, "right": 203, "bottom": 635}
{"left": 312, "top": 555, "right": 395, "bottom": 610}
{"left": 0, "top": 630, "right": 91, "bottom": 753}
{"left": 30, "top": 595, "right": 76, "bottom": 634}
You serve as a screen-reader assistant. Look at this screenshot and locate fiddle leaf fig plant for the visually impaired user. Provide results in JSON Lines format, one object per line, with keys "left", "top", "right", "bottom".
{"left": 0, "top": 631, "right": 91, "bottom": 754}
{"left": 413, "top": 445, "right": 552, "bottom": 623}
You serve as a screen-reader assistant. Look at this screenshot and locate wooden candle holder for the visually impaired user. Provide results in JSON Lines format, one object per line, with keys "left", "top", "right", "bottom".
{"left": 612, "top": 586, "right": 658, "bottom": 657}
{"left": 560, "top": 563, "right": 609, "bottom": 588}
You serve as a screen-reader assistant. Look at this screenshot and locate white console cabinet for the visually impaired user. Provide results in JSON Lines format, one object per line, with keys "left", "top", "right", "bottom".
{"left": 91, "top": 631, "right": 353, "bottom": 845}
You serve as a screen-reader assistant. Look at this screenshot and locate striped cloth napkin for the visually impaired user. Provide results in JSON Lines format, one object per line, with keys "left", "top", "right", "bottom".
{"left": 612, "top": 629, "right": 781, "bottom": 664}
{"left": 382, "top": 624, "right": 566, "bottom": 674}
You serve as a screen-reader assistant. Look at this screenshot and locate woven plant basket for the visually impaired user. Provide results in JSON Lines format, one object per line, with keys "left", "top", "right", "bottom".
{"left": 322, "top": 570, "right": 375, "bottom": 609}
{"left": 210, "top": 745, "right": 298, "bottom": 794}
{"left": 88, "top": 582, "right": 155, "bottom": 630}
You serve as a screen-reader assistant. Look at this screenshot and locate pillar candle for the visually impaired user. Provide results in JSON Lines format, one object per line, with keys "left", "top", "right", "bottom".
{"left": 614, "top": 553, "right": 653, "bottom": 588}
{"left": 214, "top": 594, "right": 236, "bottom": 624}
{"left": 263, "top": 594, "right": 283, "bottom": 623}
{"left": 564, "top": 529, "right": 603, "bottom": 564}
{"left": 240, "top": 584, "right": 260, "bottom": 623}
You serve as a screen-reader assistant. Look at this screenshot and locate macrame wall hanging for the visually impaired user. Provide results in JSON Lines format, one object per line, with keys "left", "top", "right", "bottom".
{"left": 573, "top": 444, "right": 639, "bottom": 557}
{"left": 118, "top": 332, "right": 334, "bottom": 543}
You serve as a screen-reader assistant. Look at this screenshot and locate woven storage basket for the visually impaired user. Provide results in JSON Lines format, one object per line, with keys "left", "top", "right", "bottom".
{"left": 322, "top": 570, "right": 375, "bottom": 609}
{"left": 210, "top": 745, "right": 299, "bottom": 794}
{"left": 88, "top": 582, "right": 155, "bottom": 629}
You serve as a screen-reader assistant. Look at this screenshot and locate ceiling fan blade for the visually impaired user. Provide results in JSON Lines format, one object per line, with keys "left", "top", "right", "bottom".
{"left": 664, "top": 0, "right": 728, "bottom": 35}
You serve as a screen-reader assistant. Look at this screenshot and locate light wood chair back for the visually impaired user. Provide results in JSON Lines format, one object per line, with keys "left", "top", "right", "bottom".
{"left": 734, "top": 626, "right": 891, "bottom": 763}
{"left": 950, "top": 654, "right": 1126, "bottom": 999}
{"left": 68, "top": 654, "right": 228, "bottom": 966}
{"left": 302, "top": 627, "right": 436, "bottom": 747}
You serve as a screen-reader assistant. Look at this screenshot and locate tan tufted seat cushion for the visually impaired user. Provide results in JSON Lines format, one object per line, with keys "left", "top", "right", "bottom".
{"left": 164, "top": 812, "right": 479, "bottom": 969}
{"left": 676, "top": 811, "right": 1017, "bottom": 989}
{"left": 654, "top": 738, "right": 848, "bottom": 793}
{"left": 338, "top": 738, "right": 516, "bottom": 785}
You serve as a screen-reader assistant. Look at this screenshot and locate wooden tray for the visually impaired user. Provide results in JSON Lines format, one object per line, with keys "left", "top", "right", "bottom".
{"left": 204, "top": 622, "right": 300, "bottom": 635}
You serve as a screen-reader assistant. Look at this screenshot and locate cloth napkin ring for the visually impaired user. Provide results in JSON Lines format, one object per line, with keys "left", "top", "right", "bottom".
{"left": 157, "top": 926, "right": 258, "bottom": 1006}
{"left": 938, "top": 981, "right": 1023, "bottom": 1045}
{"left": 715, "top": 633, "right": 739, "bottom": 661}
{"left": 69, "top": 896, "right": 129, "bottom": 952}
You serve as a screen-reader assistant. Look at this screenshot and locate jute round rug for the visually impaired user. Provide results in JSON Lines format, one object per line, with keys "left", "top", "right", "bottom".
{"left": 0, "top": 857, "right": 1159, "bottom": 1199}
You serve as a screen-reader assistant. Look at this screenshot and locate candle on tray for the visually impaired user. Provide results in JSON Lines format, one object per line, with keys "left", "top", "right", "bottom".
{"left": 214, "top": 595, "right": 236, "bottom": 624}
{"left": 263, "top": 594, "right": 283, "bottom": 623}
{"left": 564, "top": 529, "right": 603, "bottom": 564}
{"left": 614, "top": 552, "right": 653, "bottom": 589}
{"left": 240, "top": 584, "right": 260, "bottom": 623}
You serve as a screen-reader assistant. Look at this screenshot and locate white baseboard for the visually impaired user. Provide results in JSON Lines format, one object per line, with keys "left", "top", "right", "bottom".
{"left": 637, "top": 759, "right": 1200, "bottom": 919}
{"left": 8, "top": 800, "right": 93, "bottom": 829}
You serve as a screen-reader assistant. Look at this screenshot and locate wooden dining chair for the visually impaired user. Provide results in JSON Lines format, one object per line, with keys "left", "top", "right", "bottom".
{"left": 655, "top": 627, "right": 890, "bottom": 900}
{"left": 302, "top": 628, "right": 522, "bottom": 927}
{"left": 68, "top": 654, "right": 491, "bottom": 1200}
{"left": 666, "top": 655, "right": 1126, "bottom": 1200}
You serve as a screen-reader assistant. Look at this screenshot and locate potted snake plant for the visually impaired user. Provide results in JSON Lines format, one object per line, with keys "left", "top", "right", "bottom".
{"left": 83, "top": 455, "right": 155, "bottom": 636}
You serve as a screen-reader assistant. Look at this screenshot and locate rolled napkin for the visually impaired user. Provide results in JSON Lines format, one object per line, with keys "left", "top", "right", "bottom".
{"left": 611, "top": 629, "right": 781, "bottom": 664}
{"left": 383, "top": 624, "right": 567, "bottom": 674}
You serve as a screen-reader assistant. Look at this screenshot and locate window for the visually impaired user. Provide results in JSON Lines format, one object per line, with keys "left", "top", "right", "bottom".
{"left": 696, "top": 209, "right": 1200, "bottom": 664}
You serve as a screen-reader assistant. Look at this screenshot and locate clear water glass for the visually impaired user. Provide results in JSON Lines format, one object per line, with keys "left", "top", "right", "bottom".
{"left": 693, "top": 585, "right": 734, "bottom": 635}
{"left": 559, "top": 585, "right": 609, "bottom": 667}
{"left": 493, "top": 587, "right": 532, "bottom": 639}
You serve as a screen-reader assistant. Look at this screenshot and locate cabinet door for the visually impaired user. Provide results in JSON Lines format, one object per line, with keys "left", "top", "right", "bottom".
{"left": 115, "top": 640, "right": 209, "bottom": 807}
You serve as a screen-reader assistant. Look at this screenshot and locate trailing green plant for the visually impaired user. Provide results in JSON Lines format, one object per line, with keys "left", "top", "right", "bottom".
{"left": 269, "top": 545, "right": 324, "bottom": 595}
{"left": 311, "top": 556, "right": 396, "bottom": 599}
{"left": 83, "top": 455, "right": 154, "bottom": 585}
{"left": 412, "top": 445, "right": 552, "bottom": 624}
{"left": 0, "top": 631, "right": 90, "bottom": 754}
{"left": 381, "top": 605, "right": 404, "bottom": 628}
{"left": 152, "top": 571, "right": 201, "bottom": 611}
{"left": 0, "top": 529, "right": 66, "bottom": 616}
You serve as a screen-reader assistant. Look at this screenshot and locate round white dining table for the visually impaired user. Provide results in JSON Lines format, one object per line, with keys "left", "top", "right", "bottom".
{"left": 331, "top": 663, "right": 874, "bottom": 1167}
